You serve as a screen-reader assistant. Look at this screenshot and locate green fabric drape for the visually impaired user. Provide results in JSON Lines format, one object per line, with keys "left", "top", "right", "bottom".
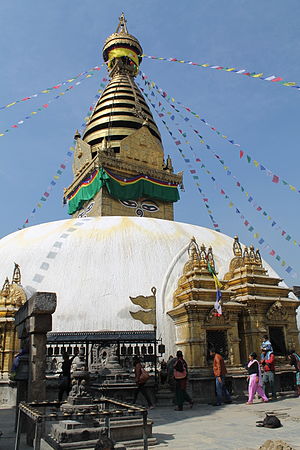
{"left": 67, "top": 168, "right": 180, "bottom": 215}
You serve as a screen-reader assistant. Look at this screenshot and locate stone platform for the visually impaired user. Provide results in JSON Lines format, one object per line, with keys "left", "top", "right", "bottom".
{"left": 1, "top": 395, "right": 300, "bottom": 449}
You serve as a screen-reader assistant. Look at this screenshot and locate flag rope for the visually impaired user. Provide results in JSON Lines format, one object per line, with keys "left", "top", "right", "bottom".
{"left": 141, "top": 73, "right": 299, "bottom": 196}
{"left": 144, "top": 80, "right": 298, "bottom": 281}
{"left": 141, "top": 75, "right": 300, "bottom": 252}
{"left": 142, "top": 54, "right": 300, "bottom": 91}
{"left": 20, "top": 79, "right": 108, "bottom": 229}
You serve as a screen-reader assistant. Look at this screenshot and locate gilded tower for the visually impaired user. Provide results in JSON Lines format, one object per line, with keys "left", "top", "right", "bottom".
{"left": 0, "top": 264, "right": 26, "bottom": 378}
{"left": 64, "top": 14, "right": 182, "bottom": 220}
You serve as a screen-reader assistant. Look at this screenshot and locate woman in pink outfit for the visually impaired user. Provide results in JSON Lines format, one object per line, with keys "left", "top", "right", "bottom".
{"left": 246, "top": 352, "right": 269, "bottom": 404}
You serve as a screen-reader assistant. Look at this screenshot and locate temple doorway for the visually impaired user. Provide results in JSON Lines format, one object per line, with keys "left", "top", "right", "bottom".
{"left": 269, "top": 326, "right": 286, "bottom": 356}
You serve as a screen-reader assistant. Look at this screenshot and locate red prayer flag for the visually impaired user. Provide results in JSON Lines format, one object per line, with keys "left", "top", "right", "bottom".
{"left": 271, "top": 77, "right": 283, "bottom": 82}
{"left": 43, "top": 104, "right": 49, "bottom": 108}
{"left": 269, "top": 250, "right": 276, "bottom": 256}
{"left": 272, "top": 175, "right": 279, "bottom": 183}
{"left": 239, "top": 150, "right": 244, "bottom": 158}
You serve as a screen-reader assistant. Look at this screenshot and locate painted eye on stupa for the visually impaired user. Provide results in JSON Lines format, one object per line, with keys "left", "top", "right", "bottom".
{"left": 142, "top": 202, "right": 159, "bottom": 212}
{"left": 120, "top": 200, "right": 138, "bottom": 208}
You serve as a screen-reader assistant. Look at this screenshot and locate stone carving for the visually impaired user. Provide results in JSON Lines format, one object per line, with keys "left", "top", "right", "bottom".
{"left": 266, "top": 301, "right": 288, "bottom": 321}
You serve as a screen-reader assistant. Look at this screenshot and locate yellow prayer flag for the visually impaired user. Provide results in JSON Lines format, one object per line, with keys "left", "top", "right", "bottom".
{"left": 226, "top": 68, "right": 236, "bottom": 72}
{"left": 41, "top": 90, "right": 49, "bottom": 93}
{"left": 253, "top": 160, "right": 259, "bottom": 167}
{"left": 195, "top": 114, "right": 199, "bottom": 118}
{"left": 67, "top": 78, "right": 75, "bottom": 82}
{"left": 31, "top": 111, "right": 37, "bottom": 115}
{"left": 290, "top": 185, "right": 296, "bottom": 191}
{"left": 283, "top": 82, "right": 296, "bottom": 86}
{"left": 202, "top": 64, "right": 210, "bottom": 67}
{"left": 229, "top": 202, "right": 234, "bottom": 207}
{"left": 7, "top": 102, "right": 16, "bottom": 107}
{"left": 252, "top": 73, "right": 264, "bottom": 78}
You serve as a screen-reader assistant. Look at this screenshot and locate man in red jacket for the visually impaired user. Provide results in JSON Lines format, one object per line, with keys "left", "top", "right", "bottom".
{"left": 210, "top": 347, "right": 232, "bottom": 406}
{"left": 261, "top": 348, "right": 277, "bottom": 400}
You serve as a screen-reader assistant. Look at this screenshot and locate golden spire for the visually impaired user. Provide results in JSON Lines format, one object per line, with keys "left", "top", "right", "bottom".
{"left": 82, "top": 15, "right": 161, "bottom": 154}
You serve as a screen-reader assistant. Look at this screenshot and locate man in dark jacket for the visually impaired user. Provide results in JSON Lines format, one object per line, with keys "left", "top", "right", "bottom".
{"left": 261, "top": 348, "right": 276, "bottom": 400}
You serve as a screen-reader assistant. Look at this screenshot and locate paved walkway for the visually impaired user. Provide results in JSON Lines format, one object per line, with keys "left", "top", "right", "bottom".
{"left": 150, "top": 396, "right": 300, "bottom": 449}
{"left": 0, "top": 396, "right": 299, "bottom": 449}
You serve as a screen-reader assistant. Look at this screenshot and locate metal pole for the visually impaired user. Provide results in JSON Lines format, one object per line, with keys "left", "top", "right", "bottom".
{"left": 142, "top": 410, "right": 148, "bottom": 450}
{"left": 154, "top": 325, "right": 158, "bottom": 387}
{"left": 14, "top": 408, "right": 21, "bottom": 450}
{"left": 105, "top": 415, "right": 111, "bottom": 438}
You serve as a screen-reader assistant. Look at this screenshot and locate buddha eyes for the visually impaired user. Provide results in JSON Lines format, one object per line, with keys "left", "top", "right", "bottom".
{"left": 120, "top": 199, "right": 159, "bottom": 216}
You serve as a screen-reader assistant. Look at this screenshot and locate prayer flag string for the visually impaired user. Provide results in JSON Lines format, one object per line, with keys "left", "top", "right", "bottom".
{"left": 20, "top": 79, "right": 108, "bottom": 229}
{"left": 139, "top": 76, "right": 300, "bottom": 253}
{"left": 142, "top": 54, "right": 300, "bottom": 92}
{"left": 140, "top": 72, "right": 300, "bottom": 196}
{"left": 0, "top": 70, "right": 101, "bottom": 138}
{"left": 145, "top": 82, "right": 298, "bottom": 281}
{"left": 0, "top": 66, "right": 102, "bottom": 112}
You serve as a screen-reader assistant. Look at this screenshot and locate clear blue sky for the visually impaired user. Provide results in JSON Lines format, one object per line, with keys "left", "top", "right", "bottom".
{"left": 0, "top": 0, "right": 299, "bottom": 286}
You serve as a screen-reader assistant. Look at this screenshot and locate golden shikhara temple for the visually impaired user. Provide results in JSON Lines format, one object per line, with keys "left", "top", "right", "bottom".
{"left": 0, "top": 14, "right": 299, "bottom": 392}
{"left": 0, "top": 264, "right": 26, "bottom": 378}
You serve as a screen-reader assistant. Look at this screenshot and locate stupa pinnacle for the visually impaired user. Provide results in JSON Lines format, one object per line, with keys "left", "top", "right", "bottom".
{"left": 82, "top": 13, "right": 161, "bottom": 153}
{"left": 64, "top": 14, "right": 182, "bottom": 220}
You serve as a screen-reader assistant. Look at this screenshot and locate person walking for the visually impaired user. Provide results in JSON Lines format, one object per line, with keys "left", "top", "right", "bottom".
{"left": 210, "top": 347, "right": 232, "bottom": 406}
{"left": 246, "top": 352, "right": 268, "bottom": 404}
{"left": 58, "top": 352, "right": 77, "bottom": 402}
{"left": 260, "top": 347, "right": 276, "bottom": 400}
{"left": 173, "top": 350, "right": 193, "bottom": 411}
{"left": 288, "top": 349, "right": 300, "bottom": 397}
{"left": 133, "top": 356, "right": 153, "bottom": 409}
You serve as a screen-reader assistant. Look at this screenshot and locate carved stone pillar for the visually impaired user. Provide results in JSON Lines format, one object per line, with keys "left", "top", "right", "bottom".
{"left": 15, "top": 291, "right": 57, "bottom": 402}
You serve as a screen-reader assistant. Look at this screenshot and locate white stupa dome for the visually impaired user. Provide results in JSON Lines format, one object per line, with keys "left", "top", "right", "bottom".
{"left": 0, "top": 216, "right": 293, "bottom": 351}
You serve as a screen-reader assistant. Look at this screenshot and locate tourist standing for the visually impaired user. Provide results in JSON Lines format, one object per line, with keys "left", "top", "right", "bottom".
{"left": 173, "top": 350, "right": 193, "bottom": 411}
{"left": 133, "top": 356, "right": 153, "bottom": 409}
{"left": 288, "top": 349, "right": 300, "bottom": 397}
{"left": 261, "top": 348, "right": 276, "bottom": 400}
{"left": 210, "top": 347, "right": 232, "bottom": 406}
{"left": 58, "top": 352, "right": 77, "bottom": 402}
{"left": 246, "top": 352, "right": 268, "bottom": 404}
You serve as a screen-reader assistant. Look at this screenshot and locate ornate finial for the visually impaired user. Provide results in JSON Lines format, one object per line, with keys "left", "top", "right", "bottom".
{"left": 255, "top": 249, "right": 262, "bottom": 266}
{"left": 207, "top": 246, "right": 215, "bottom": 270}
{"left": 199, "top": 244, "right": 207, "bottom": 266}
{"left": 233, "top": 236, "right": 242, "bottom": 257}
{"left": 249, "top": 245, "right": 256, "bottom": 263}
{"left": 163, "top": 155, "right": 174, "bottom": 173}
{"left": 116, "top": 12, "right": 128, "bottom": 34}
{"left": 188, "top": 237, "right": 198, "bottom": 260}
{"left": 243, "top": 246, "right": 250, "bottom": 263}
{"left": 101, "top": 136, "right": 108, "bottom": 151}
{"left": 74, "top": 129, "right": 81, "bottom": 140}
{"left": 12, "top": 263, "right": 21, "bottom": 284}
{"left": 1, "top": 277, "right": 10, "bottom": 297}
